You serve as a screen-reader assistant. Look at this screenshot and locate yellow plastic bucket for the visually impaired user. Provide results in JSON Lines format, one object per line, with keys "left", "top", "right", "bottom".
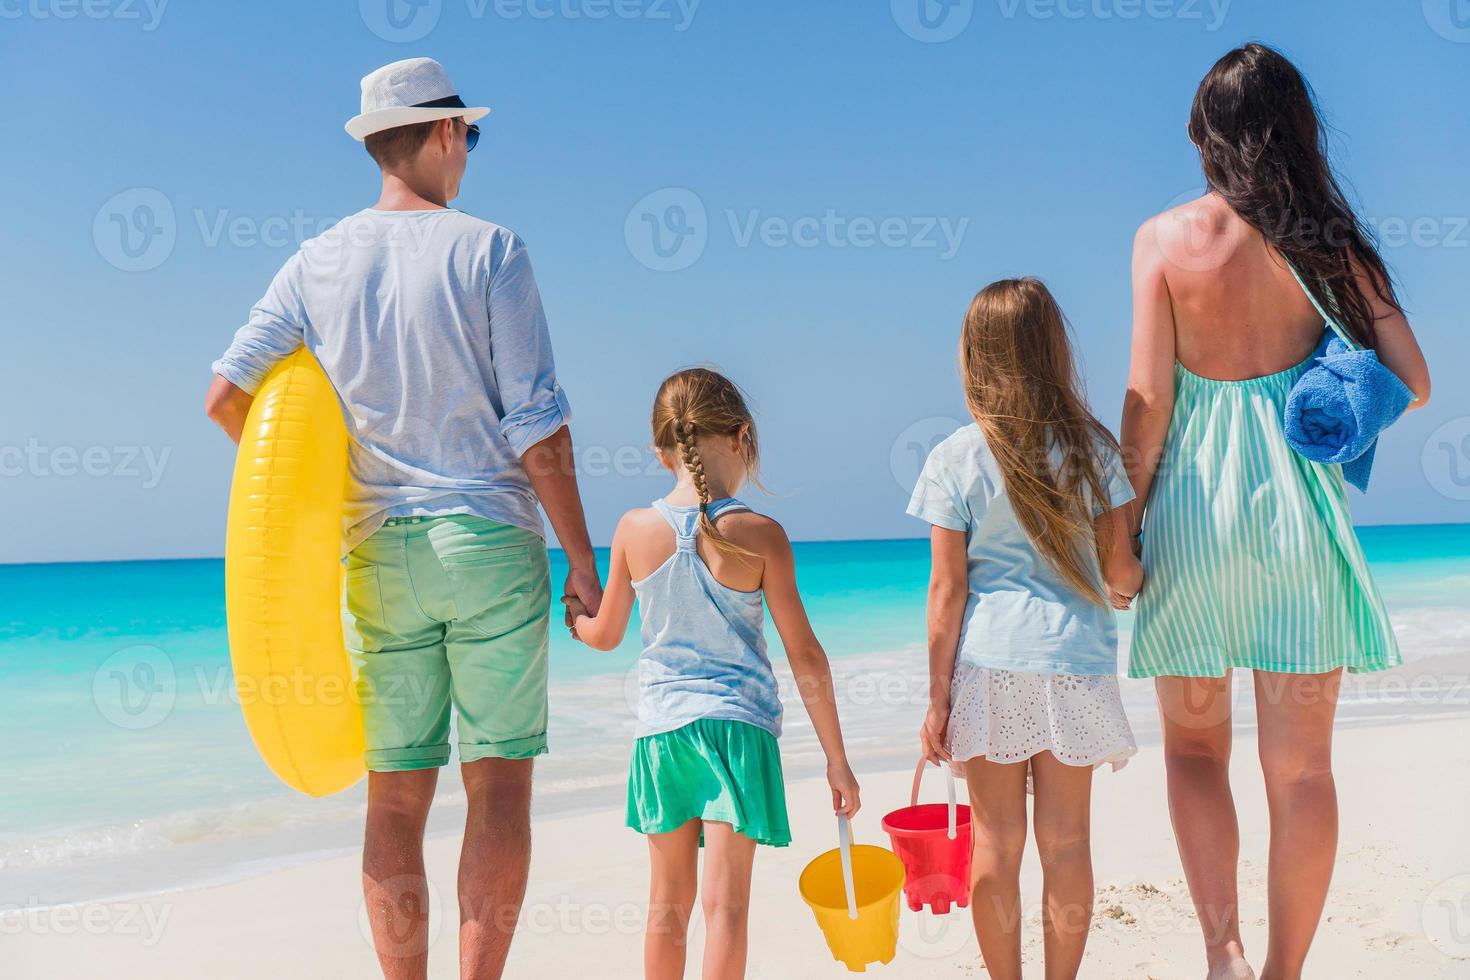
{"left": 798, "top": 817, "right": 905, "bottom": 972}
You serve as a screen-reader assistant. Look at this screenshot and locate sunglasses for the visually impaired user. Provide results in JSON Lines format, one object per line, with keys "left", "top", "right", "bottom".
{"left": 465, "top": 123, "right": 480, "bottom": 153}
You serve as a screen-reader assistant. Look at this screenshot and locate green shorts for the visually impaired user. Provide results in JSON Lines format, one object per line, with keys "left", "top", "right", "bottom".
{"left": 344, "top": 515, "right": 551, "bottom": 771}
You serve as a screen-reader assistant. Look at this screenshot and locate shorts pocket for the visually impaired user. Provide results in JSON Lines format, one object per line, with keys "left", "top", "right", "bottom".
{"left": 442, "top": 543, "right": 547, "bottom": 641}
{"left": 440, "top": 543, "right": 530, "bottom": 569}
{"left": 344, "top": 564, "right": 385, "bottom": 650}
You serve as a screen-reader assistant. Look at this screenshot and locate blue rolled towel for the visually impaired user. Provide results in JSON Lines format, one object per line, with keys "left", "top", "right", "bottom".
{"left": 1283, "top": 334, "right": 1414, "bottom": 492}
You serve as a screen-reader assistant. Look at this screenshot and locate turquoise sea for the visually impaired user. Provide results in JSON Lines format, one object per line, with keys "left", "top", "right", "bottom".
{"left": 2, "top": 524, "right": 1468, "bottom": 907}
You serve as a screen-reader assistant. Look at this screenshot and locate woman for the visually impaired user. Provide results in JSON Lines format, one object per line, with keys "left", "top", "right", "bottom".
{"left": 1122, "top": 44, "right": 1430, "bottom": 980}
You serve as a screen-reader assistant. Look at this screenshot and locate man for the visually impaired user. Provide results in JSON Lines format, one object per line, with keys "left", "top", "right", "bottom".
{"left": 205, "top": 58, "right": 602, "bottom": 979}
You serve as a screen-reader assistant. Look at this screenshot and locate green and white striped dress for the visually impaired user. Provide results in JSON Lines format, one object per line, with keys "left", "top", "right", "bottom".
{"left": 1129, "top": 359, "right": 1400, "bottom": 677}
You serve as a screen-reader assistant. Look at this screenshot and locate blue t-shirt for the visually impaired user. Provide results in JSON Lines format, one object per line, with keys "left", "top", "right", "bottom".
{"left": 211, "top": 208, "right": 570, "bottom": 552}
{"left": 906, "top": 423, "right": 1136, "bottom": 676}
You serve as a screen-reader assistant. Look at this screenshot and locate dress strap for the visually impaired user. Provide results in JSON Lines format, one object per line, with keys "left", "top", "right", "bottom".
{"left": 1286, "top": 263, "right": 1360, "bottom": 352}
{"left": 650, "top": 498, "right": 747, "bottom": 552}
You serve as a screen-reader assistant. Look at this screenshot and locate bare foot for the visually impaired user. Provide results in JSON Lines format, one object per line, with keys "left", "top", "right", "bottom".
{"left": 1206, "top": 960, "right": 1256, "bottom": 980}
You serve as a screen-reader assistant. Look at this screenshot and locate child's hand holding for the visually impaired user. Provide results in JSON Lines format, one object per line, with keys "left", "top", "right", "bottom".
{"left": 828, "top": 760, "right": 861, "bottom": 817}
{"left": 920, "top": 699, "right": 952, "bottom": 766}
{"left": 1106, "top": 552, "right": 1145, "bottom": 610}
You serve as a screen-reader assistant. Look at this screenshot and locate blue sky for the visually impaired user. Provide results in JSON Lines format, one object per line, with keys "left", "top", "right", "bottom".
{"left": 2, "top": 0, "right": 1467, "bottom": 563}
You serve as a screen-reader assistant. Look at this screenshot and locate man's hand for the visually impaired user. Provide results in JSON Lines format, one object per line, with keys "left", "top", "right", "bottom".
{"left": 521, "top": 426, "right": 602, "bottom": 629}
{"left": 562, "top": 564, "right": 603, "bottom": 628}
{"left": 205, "top": 375, "right": 254, "bottom": 444}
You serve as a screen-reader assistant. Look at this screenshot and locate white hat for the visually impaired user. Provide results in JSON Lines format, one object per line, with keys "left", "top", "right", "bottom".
{"left": 345, "top": 58, "right": 490, "bottom": 142}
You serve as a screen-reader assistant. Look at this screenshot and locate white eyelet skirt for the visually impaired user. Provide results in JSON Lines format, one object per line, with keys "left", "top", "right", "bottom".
{"left": 946, "top": 663, "right": 1136, "bottom": 773}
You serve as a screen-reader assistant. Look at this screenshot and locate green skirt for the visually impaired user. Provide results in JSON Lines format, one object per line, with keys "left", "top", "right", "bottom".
{"left": 626, "top": 718, "right": 790, "bottom": 847}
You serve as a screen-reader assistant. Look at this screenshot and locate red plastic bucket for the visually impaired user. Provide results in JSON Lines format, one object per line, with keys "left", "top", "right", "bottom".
{"left": 880, "top": 761, "right": 971, "bottom": 914}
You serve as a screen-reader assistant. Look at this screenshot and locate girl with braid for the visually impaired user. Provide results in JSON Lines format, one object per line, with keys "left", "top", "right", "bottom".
{"left": 571, "top": 367, "right": 861, "bottom": 980}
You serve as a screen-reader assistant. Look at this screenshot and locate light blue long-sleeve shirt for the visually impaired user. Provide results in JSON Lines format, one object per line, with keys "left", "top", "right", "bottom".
{"left": 212, "top": 208, "right": 570, "bottom": 551}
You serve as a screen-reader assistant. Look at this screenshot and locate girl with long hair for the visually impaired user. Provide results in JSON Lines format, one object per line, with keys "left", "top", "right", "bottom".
{"left": 1122, "top": 43, "right": 1430, "bottom": 980}
{"left": 913, "top": 277, "right": 1142, "bottom": 980}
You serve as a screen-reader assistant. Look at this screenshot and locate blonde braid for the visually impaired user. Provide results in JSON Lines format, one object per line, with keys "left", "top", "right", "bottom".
{"left": 674, "top": 419, "right": 711, "bottom": 515}
{"left": 654, "top": 369, "right": 759, "bottom": 563}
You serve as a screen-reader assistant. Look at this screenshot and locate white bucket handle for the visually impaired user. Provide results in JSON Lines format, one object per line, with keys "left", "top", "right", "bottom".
{"left": 837, "top": 813, "right": 858, "bottom": 920}
{"left": 909, "top": 758, "right": 959, "bottom": 841}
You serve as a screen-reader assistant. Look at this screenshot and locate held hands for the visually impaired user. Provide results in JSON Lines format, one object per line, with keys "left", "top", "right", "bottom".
{"left": 562, "top": 564, "right": 603, "bottom": 636}
{"left": 1107, "top": 546, "right": 1146, "bottom": 611}
{"left": 920, "top": 699, "right": 952, "bottom": 766}
{"left": 827, "top": 759, "right": 861, "bottom": 817}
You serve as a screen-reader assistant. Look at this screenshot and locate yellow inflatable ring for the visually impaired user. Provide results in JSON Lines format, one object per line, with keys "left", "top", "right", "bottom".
{"left": 225, "top": 349, "right": 365, "bottom": 797}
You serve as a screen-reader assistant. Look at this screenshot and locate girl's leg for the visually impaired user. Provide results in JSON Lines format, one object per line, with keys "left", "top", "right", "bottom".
{"left": 964, "top": 757, "right": 1030, "bottom": 980}
{"left": 1254, "top": 669, "right": 1341, "bottom": 980}
{"left": 645, "top": 819, "right": 701, "bottom": 980}
{"left": 1030, "top": 751, "right": 1095, "bottom": 980}
{"left": 698, "top": 822, "right": 758, "bottom": 980}
{"left": 1156, "top": 674, "right": 1251, "bottom": 978}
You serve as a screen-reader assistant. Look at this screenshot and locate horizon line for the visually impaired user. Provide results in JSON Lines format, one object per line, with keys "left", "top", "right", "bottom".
{"left": 2, "top": 520, "right": 1465, "bottom": 570}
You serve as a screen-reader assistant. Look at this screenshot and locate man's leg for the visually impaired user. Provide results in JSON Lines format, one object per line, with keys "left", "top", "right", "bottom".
{"left": 459, "top": 758, "right": 534, "bottom": 979}
{"left": 363, "top": 769, "right": 440, "bottom": 980}
{"left": 348, "top": 524, "right": 455, "bottom": 979}
{"left": 433, "top": 517, "right": 553, "bottom": 979}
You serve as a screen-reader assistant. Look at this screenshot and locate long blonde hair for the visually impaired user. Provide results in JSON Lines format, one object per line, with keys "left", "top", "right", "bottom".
{"left": 960, "top": 278, "right": 1118, "bottom": 605}
{"left": 651, "top": 368, "right": 761, "bottom": 558}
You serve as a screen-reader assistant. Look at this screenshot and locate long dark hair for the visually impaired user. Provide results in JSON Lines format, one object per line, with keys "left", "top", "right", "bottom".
{"left": 1189, "top": 43, "right": 1399, "bottom": 348}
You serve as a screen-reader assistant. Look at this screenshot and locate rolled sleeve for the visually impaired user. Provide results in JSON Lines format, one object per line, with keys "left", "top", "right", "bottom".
{"left": 499, "top": 383, "right": 572, "bottom": 457}
{"left": 487, "top": 234, "right": 570, "bottom": 456}
{"left": 211, "top": 255, "right": 307, "bottom": 395}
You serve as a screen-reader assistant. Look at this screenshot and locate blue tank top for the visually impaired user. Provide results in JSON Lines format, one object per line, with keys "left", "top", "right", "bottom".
{"left": 631, "top": 498, "right": 783, "bottom": 739}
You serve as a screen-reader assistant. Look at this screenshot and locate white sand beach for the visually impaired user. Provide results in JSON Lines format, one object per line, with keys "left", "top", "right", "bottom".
{"left": 5, "top": 714, "right": 1466, "bottom": 979}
